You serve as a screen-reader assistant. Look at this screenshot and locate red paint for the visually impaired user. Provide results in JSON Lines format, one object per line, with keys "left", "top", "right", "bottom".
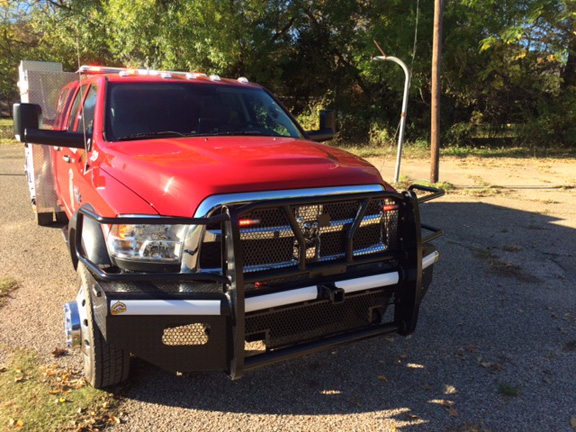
{"left": 51, "top": 72, "right": 393, "bottom": 218}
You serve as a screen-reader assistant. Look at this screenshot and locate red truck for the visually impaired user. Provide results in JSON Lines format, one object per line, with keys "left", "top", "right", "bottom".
{"left": 13, "top": 65, "right": 443, "bottom": 388}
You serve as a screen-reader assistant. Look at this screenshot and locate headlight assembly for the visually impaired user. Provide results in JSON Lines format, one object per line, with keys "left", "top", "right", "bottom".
{"left": 105, "top": 223, "right": 188, "bottom": 264}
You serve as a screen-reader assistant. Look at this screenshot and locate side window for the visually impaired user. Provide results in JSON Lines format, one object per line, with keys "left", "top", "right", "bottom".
{"left": 54, "top": 88, "right": 70, "bottom": 130}
{"left": 78, "top": 85, "right": 98, "bottom": 134}
{"left": 67, "top": 85, "right": 88, "bottom": 132}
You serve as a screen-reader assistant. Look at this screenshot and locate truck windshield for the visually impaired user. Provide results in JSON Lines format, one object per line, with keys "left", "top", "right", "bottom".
{"left": 105, "top": 82, "right": 303, "bottom": 142}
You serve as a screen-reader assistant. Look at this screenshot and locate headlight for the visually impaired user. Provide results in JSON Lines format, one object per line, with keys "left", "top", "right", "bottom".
{"left": 105, "top": 224, "right": 188, "bottom": 263}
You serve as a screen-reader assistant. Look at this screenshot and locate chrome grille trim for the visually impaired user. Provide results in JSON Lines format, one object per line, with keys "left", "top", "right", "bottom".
{"left": 182, "top": 185, "right": 385, "bottom": 273}
{"left": 192, "top": 193, "right": 400, "bottom": 274}
{"left": 193, "top": 185, "right": 385, "bottom": 218}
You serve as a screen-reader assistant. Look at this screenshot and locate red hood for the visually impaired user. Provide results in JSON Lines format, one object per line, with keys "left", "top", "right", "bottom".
{"left": 99, "top": 136, "right": 386, "bottom": 216}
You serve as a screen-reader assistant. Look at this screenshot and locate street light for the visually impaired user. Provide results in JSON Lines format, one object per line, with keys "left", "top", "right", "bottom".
{"left": 372, "top": 54, "right": 411, "bottom": 184}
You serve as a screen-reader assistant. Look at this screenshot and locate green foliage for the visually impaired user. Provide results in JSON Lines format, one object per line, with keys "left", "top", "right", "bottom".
{"left": 0, "top": 0, "right": 574, "bottom": 149}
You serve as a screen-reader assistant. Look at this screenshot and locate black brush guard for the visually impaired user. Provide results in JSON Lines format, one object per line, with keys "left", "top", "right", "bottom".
{"left": 74, "top": 185, "right": 443, "bottom": 378}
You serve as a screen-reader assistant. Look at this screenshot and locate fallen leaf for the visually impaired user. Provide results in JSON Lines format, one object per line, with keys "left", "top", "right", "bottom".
{"left": 49, "top": 390, "right": 60, "bottom": 395}
{"left": 8, "top": 419, "right": 22, "bottom": 427}
{"left": 491, "top": 363, "right": 503, "bottom": 372}
{"left": 571, "top": 416, "right": 576, "bottom": 429}
{"left": 109, "top": 415, "right": 121, "bottom": 424}
{"left": 481, "top": 362, "right": 493, "bottom": 369}
{"left": 378, "top": 375, "right": 388, "bottom": 382}
{"left": 0, "top": 366, "right": 7, "bottom": 373}
{"left": 350, "top": 396, "right": 362, "bottom": 407}
{"left": 52, "top": 347, "right": 67, "bottom": 358}
{"left": 447, "top": 406, "right": 459, "bottom": 418}
{"left": 58, "top": 397, "right": 67, "bottom": 403}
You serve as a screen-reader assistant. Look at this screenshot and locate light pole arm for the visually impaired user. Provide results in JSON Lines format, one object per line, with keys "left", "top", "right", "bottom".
{"left": 372, "top": 55, "right": 411, "bottom": 184}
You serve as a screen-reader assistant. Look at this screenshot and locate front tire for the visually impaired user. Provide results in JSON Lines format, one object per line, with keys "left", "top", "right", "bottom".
{"left": 78, "top": 263, "right": 129, "bottom": 388}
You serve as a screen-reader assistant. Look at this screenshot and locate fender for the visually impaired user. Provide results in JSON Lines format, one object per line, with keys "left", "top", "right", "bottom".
{"left": 68, "top": 204, "right": 112, "bottom": 270}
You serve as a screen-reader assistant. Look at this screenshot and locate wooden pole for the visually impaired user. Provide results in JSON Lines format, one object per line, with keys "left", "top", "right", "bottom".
{"left": 430, "top": 0, "right": 444, "bottom": 183}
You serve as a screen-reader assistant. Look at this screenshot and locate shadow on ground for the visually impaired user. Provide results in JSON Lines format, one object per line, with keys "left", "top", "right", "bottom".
{"left": 112, "top": 201, "right": 576, "bottom": 430}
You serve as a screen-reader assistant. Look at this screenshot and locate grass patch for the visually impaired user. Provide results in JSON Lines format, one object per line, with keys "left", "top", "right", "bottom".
{"left": 334, "top": 142, "right": 576, "bottom": 160}
{"left": 334, "top": 142, "right": 429, "bottom": 159}
{"left": 0, "top": 277, "right": 18, "bottom": 308}
{"left": 501, "top": 245, "right": 523, "bottom": 252}
{"left": 0, "top": 118, "right": 16, "bottom": 143}
{"left": 497, "top": 383, "right": 520, "bottom": 397}
{"left": 0, "top": 349, "right": 123, "bottom": 431}
{"left": 453, "top": 243, "right": 538, "bottom": 283}
{"left": 390, "top": 174, "right": 455, "bottom": 194}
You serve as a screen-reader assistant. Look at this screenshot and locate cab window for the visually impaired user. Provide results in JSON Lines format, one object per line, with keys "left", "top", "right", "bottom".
{"left": 67, "top": 85, "right": 88, "bottom": 132}
{"left": 77, "top": 85, "right": 98, "bottom": 134}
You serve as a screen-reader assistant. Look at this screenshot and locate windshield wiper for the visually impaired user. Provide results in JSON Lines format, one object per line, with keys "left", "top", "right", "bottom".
{"left": 116, "top": 131, "right": 187, "bottom": 141}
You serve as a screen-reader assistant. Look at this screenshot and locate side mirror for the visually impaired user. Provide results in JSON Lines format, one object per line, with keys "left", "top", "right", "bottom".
{"left": 13, "top": 103, "right": 85, "bottom": 149}
{"left": 306, "top": 109, "right": 336, "bottom": 142}
{"left": 13, "top": 103, "right": 41, "bottom": 142}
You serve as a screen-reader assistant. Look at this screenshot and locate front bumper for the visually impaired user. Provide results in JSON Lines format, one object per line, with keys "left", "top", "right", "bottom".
{"left": 71, "top": 186, "right": 443, "bottom": 378}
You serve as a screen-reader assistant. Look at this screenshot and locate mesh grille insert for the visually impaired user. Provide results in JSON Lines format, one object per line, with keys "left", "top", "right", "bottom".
{"left": 162, "top": 323, "right": 210, "bottom": 346}
{"left": 246, "top": 289, "right": 392, "bottom": 348}
{"left": 199, "top": 197, "right": 400, "bottom": 274}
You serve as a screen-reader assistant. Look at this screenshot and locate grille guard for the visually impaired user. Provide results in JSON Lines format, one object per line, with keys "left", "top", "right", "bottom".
{"left": 73, "top": 185, "right": 444, "bottom": 378}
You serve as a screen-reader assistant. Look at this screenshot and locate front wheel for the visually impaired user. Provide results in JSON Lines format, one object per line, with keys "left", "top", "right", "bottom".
{"left": 77, "top": 263, "right": 129, "bottom": 388}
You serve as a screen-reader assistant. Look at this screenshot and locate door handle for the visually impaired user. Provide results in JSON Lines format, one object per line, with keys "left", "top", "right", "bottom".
{"left": 63, "top": 155, "right": 73, "bottom": 163}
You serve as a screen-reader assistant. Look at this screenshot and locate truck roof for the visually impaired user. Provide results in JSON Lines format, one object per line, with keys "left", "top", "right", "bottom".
{"left": 77, "top": 65, "right": 260, "bottom": 88}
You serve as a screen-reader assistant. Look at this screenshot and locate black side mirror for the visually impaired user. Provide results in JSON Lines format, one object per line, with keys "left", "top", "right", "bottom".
{"left": 306, "top": 109, "right": 336, "bottom": 142}
{"left": 13, "top": 102, "right": 85, "bottom": 149}
{"left": 13, "top": 103, "right": 42, "bottom": 142}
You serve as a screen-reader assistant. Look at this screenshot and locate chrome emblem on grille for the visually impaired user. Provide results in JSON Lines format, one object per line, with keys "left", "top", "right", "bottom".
{"left": 303, "top": 220, "right": 320, "bottom": 247}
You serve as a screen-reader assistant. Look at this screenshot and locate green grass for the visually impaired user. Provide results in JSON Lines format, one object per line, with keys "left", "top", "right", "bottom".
{"left": 0, "top": 349, "right": 122, "bottom": 431}
{"left": 0, "top": 118, "right": 15, "bottom": 142}
{"left": 334, "top": 142, "right": 576, "bottom": 160}
{"left": 0, "top": 276, "right": 18, "bottom": 308}
{"left": 497, "top": 383, "right": 520, "bottom": 397}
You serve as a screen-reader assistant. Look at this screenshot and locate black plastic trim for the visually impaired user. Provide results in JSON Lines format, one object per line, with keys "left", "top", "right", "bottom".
{"left": 72, "top": 186, "right": 443, "bottom": 378}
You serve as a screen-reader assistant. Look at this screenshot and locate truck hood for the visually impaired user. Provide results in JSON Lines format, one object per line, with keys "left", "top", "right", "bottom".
{"left": 99, "top": 136, "right": 387, "bottom": 216}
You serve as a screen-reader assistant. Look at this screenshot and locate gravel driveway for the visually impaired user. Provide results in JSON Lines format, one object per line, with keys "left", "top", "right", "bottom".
{"left": 1, "top": 142, "right": 575, "bottom": 431}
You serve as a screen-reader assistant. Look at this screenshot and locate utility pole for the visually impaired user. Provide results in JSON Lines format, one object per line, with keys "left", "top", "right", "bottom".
{"left": 430, "top": 0, "right": 444, "bottom": 183}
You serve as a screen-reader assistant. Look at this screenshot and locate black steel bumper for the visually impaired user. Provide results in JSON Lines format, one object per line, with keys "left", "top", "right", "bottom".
{"left": 74, "top": 185, "right": 443, "bottom": 378}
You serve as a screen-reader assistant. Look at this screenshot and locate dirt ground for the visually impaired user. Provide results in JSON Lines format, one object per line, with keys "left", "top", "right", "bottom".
{"left": 1, "top": 143, "right": 575, "bottom": 431}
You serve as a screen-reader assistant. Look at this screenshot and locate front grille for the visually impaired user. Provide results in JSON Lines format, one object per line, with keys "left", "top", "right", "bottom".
{"left": 199, "top": 196, "right": 400, "bottom": 273}
{"left": 245, "top": 289, "right": 392, "bottom": 349}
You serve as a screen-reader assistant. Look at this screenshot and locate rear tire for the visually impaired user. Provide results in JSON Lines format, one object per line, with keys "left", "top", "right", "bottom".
{"left": 78, "top": 264, "right": 129, "bottom": 388}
